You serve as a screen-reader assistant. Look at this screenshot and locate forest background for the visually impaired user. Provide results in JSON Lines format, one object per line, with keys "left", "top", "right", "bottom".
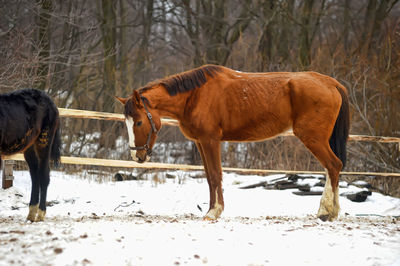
{"left": 0, "top": 0, "right": 399, "bottom": 175}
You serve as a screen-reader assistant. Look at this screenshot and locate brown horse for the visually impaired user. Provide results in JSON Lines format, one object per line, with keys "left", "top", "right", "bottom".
{"left": 116, "top": 65, "right": 350, "bottom": 221}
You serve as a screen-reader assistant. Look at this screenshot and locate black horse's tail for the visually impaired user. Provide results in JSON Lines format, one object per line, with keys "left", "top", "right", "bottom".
{"left": 41, "top": 91, "right": 62, "bottom": 168}
{"left": 51, "top": 122, "right": 61, "bottom": 168}
{"left": 329, "top": 85, "right": 350, "bottom": 169}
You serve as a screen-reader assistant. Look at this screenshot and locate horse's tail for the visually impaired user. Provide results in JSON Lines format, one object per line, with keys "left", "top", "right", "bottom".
{"left": 329, "top": 85, "right": 350, "bottom": 169}
{"left": 41, "top": 91, "right": 62, "bottom": 168}
{"left": 51, "top": 122, "right": 61, "bottom": 168}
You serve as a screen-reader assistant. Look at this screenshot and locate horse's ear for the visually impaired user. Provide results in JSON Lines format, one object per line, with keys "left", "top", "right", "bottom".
{"left": 115, "top": 96, "right": 128, "bottom": 105}
{"left": 132, "top": 90, "right": 143, "bottom": 108}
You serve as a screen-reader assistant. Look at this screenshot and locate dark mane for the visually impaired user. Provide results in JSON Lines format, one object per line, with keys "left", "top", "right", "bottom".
{"left": 142, "top": 65, "right": 223, "bottom": 96}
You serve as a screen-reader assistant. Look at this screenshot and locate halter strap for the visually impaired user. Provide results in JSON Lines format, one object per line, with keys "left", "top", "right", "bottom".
{"left": 141, "top": 96, "right": 158, "bottom": 133}
{"left": 129, "top": 96, "right": 157, "bottom": 156}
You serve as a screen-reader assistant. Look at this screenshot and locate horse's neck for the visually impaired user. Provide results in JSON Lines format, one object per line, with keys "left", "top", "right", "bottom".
{"left": 143, "top": 87, "right": 188, "bottom": 120}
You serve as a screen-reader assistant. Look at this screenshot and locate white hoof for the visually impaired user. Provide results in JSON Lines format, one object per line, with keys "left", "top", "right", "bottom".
{"left": 317, "top": 177, "right": 340, "bottom": 221}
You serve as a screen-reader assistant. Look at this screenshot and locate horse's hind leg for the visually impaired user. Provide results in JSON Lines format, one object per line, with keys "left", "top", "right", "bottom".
{"left": 294, "top": 130, "right": 343, "bottom": 221}
{"left": 35, "top": 143, "right": 51, "bottom": 222}
{"left": 24, "top": 147, "right": 40, "bottom": 222}
{"left": 196, "top": 140, "right": 224, "bottom": 220}
{"left": 24, "top": 143, "right": 51, "bottom": 222}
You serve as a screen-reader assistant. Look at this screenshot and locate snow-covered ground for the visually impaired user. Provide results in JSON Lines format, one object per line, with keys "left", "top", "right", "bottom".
{"left": 1, "top": 170, "right": 400, "bottom": 266}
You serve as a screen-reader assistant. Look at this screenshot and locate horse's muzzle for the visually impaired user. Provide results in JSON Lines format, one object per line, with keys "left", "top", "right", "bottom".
{"left": 130, "top": 145, "right": 152, "bottom": 163}
{"left": 131, "top": 151, "right": 151, "bottom": 163}
{"left": 135, "top": 155, "right": 151, "bottom": 164}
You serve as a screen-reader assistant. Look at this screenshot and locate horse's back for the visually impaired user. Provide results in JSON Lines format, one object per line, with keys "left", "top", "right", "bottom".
{"left": 0, "top": 89, "right": 59, "bottom": 154}
{"left": 222, "top": 69, "right": 344, "bottom": 116}
{"left": 190, "top": 69, "right": 345, "bottom": 141}
{"left": 191, "top": 70, "right": 296, "bottom": 140}
{"left": 286, "top": 72, "right": 344, "bottom": 117}
{"left": 1, "top": 88, "right": 58, "bottom": 119}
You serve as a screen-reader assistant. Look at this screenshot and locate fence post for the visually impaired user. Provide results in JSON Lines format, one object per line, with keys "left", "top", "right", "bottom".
{"left": 1, "top": 160, "right": 14, "bottom": 189}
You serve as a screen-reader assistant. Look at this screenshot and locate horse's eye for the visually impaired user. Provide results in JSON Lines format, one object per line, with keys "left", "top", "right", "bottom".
{"left": 136, "top": 121, "right": 142, "bottom": 127}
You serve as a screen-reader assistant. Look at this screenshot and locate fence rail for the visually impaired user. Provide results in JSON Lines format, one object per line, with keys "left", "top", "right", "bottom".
{"left": 58, "top": 108, "right": 178, "bottom": 126}
{"left": 2, "top": 108, "right": 400, "bottom": 189}
{"left": 59, "top": 108, "right": 400, "bottom": 144}
{"left": 4, "top": 153, "right": 400, "bottom": 177}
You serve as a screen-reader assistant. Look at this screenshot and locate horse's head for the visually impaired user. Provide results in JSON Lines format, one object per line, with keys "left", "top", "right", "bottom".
{"left": 116, "top": 90, "right": 161, "bottom": 163}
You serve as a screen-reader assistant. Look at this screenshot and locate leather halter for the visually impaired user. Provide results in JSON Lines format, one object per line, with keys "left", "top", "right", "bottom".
{"left": 129, "top": 96, "right": 157, "bottom": 156}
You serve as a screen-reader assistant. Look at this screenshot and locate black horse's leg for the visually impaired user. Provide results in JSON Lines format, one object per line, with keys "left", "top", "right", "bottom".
{"left": 35, "top": 142, "right": 51, "bottom": 222}
{"left": 37, "top": 163, "right": 50, "bottom": 221}
{"left": 24, "top": 146, "right": 39, "bottom": 222}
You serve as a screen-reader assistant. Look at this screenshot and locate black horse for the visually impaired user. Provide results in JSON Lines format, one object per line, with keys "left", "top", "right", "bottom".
{"left": 0, "top": 88, "right": 61, "bottom": 222}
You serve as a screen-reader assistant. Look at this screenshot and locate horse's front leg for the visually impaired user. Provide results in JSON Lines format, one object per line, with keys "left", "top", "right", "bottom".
{"left": 197, "top": 140, "right": 224, "bottom": 220}
{"left": 34, "top": 141, "right": 52, "bottom": 222}
{"left": 36, "top": 160, "right": 50, "bottom": 222}
{"left": 24, "top": 147, "right": 40, "bottom": 222}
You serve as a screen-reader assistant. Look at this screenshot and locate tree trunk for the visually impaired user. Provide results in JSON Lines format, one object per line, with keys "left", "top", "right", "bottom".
{"left": 342, "top": 0, "right": 350, "bottom": 54}
{"left": 199, "top": 0, "right": 252, "bottom": 65}
{"left": 182, "top": 0, "right": 203, "bottom": 66}
{"left": 298, "top": 0, "right": 314, "bottom": 67}
{"left": 133, "top": 0, "right": 154, "bottom": 85}
{"left": 258, "top": 0, "right": 276, "bottom": 71}
{"left": 118, "top": 0, "right": 128, "bottom": 92}
{"left": 35, "top": 0, "right": 52, "bottom": 91}
{"left": 277, "top": 0, "right": 295, "bottom": 65}
{"left": 99, "top": 0, "right": 117, "bottom": 112}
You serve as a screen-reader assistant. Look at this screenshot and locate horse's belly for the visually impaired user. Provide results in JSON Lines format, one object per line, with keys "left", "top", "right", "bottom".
{"left": 0, "top": 126, "right": 37, "bottom": 155}
{"left": 220, "top": 109, "right": 292, "bottom": 141}
{"left": 221, "top": 123, "right": 292, "bottom": 142}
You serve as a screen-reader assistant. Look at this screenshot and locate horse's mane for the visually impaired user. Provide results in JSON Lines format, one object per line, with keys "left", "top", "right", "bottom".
{"left": 141, "top": 65, "right": 223, "bottom": 96}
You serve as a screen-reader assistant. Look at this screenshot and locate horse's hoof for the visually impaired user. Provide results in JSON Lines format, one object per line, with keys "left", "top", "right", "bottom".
{"left": 317, "top": 213, "right": 338, "bottom": 222}
{"left": 317, "top": 214, "right": 330, "bottom": 222}
{"left": 26, "top": 215, "right": 36, "bottom": 222}
{"left": 203, "top": 216, "right": 216, "bottom": 221}
{"left": 317, "top": 200, "right": 339, "bottom": 222}
{"left": 35, "top": 209, "right": 46, "bottom": 222}
{"left": 27, "top": 205, "right": 38, "bottom": 222}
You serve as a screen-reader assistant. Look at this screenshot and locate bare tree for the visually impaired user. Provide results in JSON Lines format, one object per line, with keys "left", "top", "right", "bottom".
{"left": 0, "top": 0, "right": 399, "bottom": 173}
{"left": 34, "top": 0, "right": 52, "bottom": 90}
{"left": 357, "top": 0, "right": 399, "bottom": 56}
{"left": 97, "top": 0, "right": 117, "bottom": 112}
{"left": 171, "top": 0, "right": 253, "bottom": 66}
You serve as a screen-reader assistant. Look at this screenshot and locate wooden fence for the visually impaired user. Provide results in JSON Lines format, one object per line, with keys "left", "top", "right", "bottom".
{"left": 2, "top": 108, "right": 400, "bottom": 189}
